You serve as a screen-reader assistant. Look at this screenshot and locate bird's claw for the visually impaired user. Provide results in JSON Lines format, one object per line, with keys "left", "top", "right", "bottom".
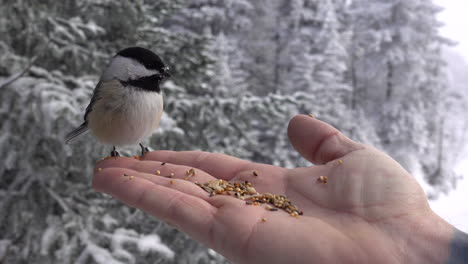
{"left": 110, "top": 146, "right": 120, "bottom": 157}
{"left": 139, "top": 143, "right": 150, "bottom": 156}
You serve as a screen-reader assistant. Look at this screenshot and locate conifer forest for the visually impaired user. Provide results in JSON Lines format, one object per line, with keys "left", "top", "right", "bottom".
{"left": 0, "top": 0, "right": 467, "bottom": 263}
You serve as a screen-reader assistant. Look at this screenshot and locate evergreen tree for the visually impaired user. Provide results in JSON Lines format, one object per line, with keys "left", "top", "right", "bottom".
{"left": 347, "top": 0, "right": 459, "bottom": 190}
{"left": 0, "top": 1, "right": 227, "bottom": 263}
{"left": 1, "top": 0, "right": 466, "bottom": 262}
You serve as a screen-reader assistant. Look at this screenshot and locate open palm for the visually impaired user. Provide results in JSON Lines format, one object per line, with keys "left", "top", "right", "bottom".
{"left": 93, "top": 115, "right": 446, "bottom": 263}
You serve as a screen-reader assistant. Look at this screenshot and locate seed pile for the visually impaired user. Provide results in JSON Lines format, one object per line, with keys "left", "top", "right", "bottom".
{"left": 195, "top": 179, "right": 303, "bottom": 217}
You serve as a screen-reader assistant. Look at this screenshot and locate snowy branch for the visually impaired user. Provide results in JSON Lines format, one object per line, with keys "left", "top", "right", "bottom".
{"left": 0, "top": 39, "right": 50, "bottom": 89}
{"left": 0, "top": 55, "right": 37, "bottom": 89}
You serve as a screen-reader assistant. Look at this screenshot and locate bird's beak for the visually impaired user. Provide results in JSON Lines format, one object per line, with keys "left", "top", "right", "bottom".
{"left": 161, "top": 67, "right": 171, "bottom": 78}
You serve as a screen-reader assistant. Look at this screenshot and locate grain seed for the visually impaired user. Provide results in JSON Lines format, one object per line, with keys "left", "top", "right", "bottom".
{"left": 318, "top": 175, "right": 328, "bottom": 184}
{"left": 156, "top": 170, "right": 161, "bottom": 175}
{"left": 161, "top": 162, "right": 166, "bottom": 165}
{"left": 186, "top": 168, "right": 196, "bottom": 176}
{"left": 253, "top": 170, "right": 259, "bottom": 176}
{"left": 98, "top": 168, "right": 102, "bottom": 172}
{"left": 194, "top": 179, "right": 303, "bottom": 217}
{"left": 246, "top": 186, "right": 257, "bottom": 195}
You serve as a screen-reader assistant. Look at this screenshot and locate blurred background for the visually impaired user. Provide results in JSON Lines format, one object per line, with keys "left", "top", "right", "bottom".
{"left": 0, "top": 0, "right": 466, "bottom": 263}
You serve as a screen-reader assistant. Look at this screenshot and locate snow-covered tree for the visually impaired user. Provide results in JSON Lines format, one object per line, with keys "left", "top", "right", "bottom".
{"left": 0, "top": 1, "right": 228, "bottom": 263}
{"left": 168, "top": 0, "right": 253, "bottom": 95}
{"left": 347, "top": 0, "right": 460, "bottom": 192}
{"left": 1, "top": 0, "right": 466, "bottom": 262}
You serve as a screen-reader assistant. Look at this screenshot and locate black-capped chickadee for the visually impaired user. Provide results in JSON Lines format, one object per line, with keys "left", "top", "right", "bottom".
{"left": 66, "top": 47, "right": 171, "bottom": 157}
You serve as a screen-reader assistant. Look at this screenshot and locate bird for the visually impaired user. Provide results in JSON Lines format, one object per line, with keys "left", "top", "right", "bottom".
{"left": 65, "top": 47, "right": 171, "bottom": 157}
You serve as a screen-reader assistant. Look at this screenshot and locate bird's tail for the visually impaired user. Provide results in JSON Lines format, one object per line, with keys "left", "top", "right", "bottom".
{"left": 65, "top": 123, "right": 89, "bottom": 144}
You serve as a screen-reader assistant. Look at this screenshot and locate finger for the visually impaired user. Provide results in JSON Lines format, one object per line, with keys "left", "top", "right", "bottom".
{"left": 93, "top": 167, "right": 217, "bottom": 246}
{"left": 96, "top": 157, "right": 217, "bottom": 183}
{"left": 94, "top": 158, "right": 281, "bottom": 206}
{"left": 143, "top": 150, "right": 255, "bottom": 180}
{"left": 105, "top": 167, "right": 215, "bottom": 200}
{"left": 287, "top": 115, "right": 363, "bottom": 164}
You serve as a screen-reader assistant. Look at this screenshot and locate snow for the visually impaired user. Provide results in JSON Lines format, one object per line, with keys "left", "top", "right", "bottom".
{"left": 1, "top": 1, "right": 467, "bottom": 263}
{"left": 429, "top": 159, "right": 468, "bottom": 232}
{"left": 427, "top": 1, "right": 468, "bottom": 233}
{"left": 0, "top": 240, "right": 11, "bottom": 260}
{"left": 434, "top": 0, "right": 468, "bottom": 59}
{"left": 101, "top": 214, "right": 119, "bottom": 229}
{"left": 86, "top": 242, "right": 127, "bottom": 264}
{"left": 111, "top": 228, "right": 174, "bottom": 260}
{"left": 137, "top": 234, "right": 175, "bottom": 259}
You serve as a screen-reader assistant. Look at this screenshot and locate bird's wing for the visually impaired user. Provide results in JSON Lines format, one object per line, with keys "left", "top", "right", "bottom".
{"left": 65, "top": 123, "right": 89, "bottom": 144}
{"left": 65, "top": 81, "right": 103, "bottom": 144}
{"left": 84, "top": 81, "right": 103, "bottom": 122}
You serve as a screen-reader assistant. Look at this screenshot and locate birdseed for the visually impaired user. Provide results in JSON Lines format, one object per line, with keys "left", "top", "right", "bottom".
{"left": 98, "top": 168, "right": 102, "bottom": 171}
{"left": 156, "top": 170, "right": 161, "bottom": 175}
{"left": 161, "top": 162, "right": 166, "bottom": 165}
{"left": 186, "top": 168, "right": 196, "bottom": 177}
{"left": 318, "top": 175, "right": 328, "bottom": 184}
{"left": 195, "top": 179, "right": 302, "bottom": 217}
{"left": 253, "top": 170, "right": 259, "bottom": 176}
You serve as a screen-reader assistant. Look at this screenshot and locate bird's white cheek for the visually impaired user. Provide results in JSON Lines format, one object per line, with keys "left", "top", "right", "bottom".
{"left": 101, "top": 55, "right": 159, "bottom": 81}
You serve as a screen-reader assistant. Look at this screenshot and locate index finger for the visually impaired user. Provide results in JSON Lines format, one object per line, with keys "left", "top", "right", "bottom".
{"left": 143, "top": 151, "right": 253, "bottom": 180}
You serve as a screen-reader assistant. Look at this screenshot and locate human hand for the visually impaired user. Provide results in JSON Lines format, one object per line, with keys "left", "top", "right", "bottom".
{"left": 93, "top": 115, "right": 453, "bottom": 263}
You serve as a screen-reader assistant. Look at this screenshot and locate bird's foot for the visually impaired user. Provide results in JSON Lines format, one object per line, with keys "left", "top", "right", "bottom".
{"left": 110, "top": 146, "right": 120, "bottom": 157}
{"left": 139, "top": 143, "right": 150, "bottom": 156}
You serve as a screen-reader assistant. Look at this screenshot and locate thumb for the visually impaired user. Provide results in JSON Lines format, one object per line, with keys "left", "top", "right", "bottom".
{"left": 287, "top": 115, "right": 363, "bottom": 164}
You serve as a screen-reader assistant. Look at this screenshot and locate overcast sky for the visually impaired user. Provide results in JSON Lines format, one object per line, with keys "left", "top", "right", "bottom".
{"left": 435, "top": 0, "right": 468, "bottom": 59}
{"left": 428, "top": 0, "right": 468, "bottom": 233}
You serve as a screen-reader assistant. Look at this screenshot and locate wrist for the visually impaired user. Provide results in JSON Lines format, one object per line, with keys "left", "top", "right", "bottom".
{"left": 403, "top": 211, "right": 454, "bottom": 264}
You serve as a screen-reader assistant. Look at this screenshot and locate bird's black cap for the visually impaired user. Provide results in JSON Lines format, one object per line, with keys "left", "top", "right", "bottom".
{"left": 117, "top": 47, "right": 167, "bottom": 72}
